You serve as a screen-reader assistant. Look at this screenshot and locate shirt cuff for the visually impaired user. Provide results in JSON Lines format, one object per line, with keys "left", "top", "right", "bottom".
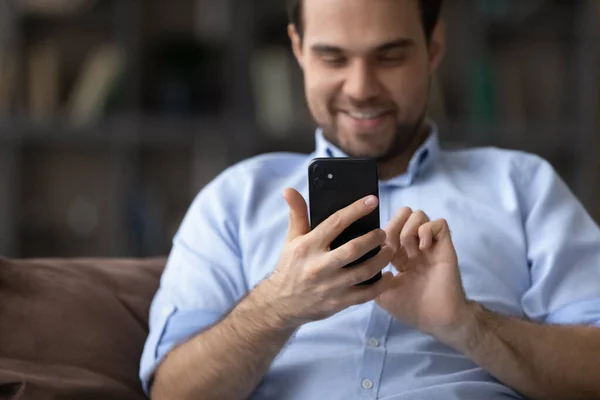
{"left": 545, "top": 298, "right": 600, "bottom": 326}
{"left": 139, "top": 306, "right": 223, "bottom": 395}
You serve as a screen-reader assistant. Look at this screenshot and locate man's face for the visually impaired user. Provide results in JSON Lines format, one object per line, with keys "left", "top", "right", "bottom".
{"left": 290, "top": 0, "right": 444, "bottom": 161}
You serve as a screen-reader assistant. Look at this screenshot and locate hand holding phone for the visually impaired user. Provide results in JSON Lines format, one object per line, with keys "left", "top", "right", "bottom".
{"left": 254, "top": 183, "right": 394, "bottom": 329}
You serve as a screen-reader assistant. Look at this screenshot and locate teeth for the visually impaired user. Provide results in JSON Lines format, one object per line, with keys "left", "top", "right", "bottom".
{"left": 348, "top": 111, "right": 385, "bottom": 120}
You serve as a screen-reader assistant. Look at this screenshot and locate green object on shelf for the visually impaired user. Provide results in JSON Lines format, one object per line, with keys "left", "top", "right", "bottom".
{"left": 469, "top": 57, "right": 497, "bottom": 126}
{"left": 477, "top": 0, "right": 546, "bottom": 23}
{"left": 477, "top": 0, "right": 509, "bottom": 19}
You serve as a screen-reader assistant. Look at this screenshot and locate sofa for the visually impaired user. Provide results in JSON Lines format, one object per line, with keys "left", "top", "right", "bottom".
{"left": 0, "top": 257, "right": 166, "bottom": 400}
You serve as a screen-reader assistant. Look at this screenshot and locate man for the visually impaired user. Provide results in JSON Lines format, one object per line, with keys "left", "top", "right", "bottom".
{"left": 140, "top": 0, "right": 600, "bottom": 399}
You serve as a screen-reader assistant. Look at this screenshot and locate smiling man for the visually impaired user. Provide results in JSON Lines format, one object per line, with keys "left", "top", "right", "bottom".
{"left": 141, "top": 1, "right": 600, "bottom": 399}
{"left": 294, "top": 0, "right": 438, "bottom": 180}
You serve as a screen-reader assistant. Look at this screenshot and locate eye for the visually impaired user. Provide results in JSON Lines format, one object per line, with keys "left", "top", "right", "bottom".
{"left": 377, "top": 52, "right": 408, "bottom": 66}
{"left": 321, "top": 56, "right": 347, "bottom": 67}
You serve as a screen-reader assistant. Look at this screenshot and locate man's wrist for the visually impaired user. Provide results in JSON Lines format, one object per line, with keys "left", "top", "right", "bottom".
{"left": 234, "top": 280, "right": 299, "bottom": 334}
{"left": 434, "top": 300, "right": 497, "bottom": 356}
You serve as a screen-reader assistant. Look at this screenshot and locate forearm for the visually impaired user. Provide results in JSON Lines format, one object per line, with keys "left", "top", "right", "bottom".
{"left": 443, "top": 301, "right": 600, "bottom": 400}
{"left": 151, "top": 284, "right": 296, "bottom": 400}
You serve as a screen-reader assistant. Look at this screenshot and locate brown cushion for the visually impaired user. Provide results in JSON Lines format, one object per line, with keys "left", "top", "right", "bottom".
{"left": 0, "top": 257, "right": 165, "bottom": 400}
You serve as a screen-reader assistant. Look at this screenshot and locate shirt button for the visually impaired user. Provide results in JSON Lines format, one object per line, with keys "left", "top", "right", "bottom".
{"left": 367, "top": 338, "right": 380, "bottom": 348}
{"left": 362, "top": 379, "right": 374, "bottom": 390}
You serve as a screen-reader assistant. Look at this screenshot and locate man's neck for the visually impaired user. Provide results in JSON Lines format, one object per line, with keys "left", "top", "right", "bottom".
{"left": 378, "top": 122, "right": 430, "bottom": 181}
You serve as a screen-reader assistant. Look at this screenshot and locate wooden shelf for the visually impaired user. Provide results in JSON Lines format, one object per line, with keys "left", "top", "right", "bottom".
{"left": 0, "top": 115, "right": 225, "bottom": 147}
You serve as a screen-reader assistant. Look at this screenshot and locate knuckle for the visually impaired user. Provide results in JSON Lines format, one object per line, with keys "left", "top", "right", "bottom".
{"left": 332, "top": 248, "right": 349, "bottom": 266}
{"left": 332, "top": 253, "right": 346, "bottom": 268}
{"left": 399, "top": 206, "right": 413, "bottom": 214}
{"left": 291, "top": 240, "right": 310, "bottom": 258}
{"left": 303, "top": 264, "right": 321, "bottom": 281}
{"left": 313, "top": 283, "right": 328, "bottom": 300}
{"left": 415, "top": 210, "right": 429, "bottom": 220}
{"left": 345, "top": 242, "right": 361, "bottom": 260}
{"left": 328, "top": 212, "right": 343, "bottom": 231}
{"left": 400, "top": 231, "right": 415, "bottom": 242}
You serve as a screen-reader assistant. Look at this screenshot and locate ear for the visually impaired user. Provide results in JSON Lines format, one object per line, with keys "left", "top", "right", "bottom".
{"left": 288, "top": 24, "right": 304, "bottom": 70}
{"left": 427, "top": 20, "right": 446, "bottom": 75}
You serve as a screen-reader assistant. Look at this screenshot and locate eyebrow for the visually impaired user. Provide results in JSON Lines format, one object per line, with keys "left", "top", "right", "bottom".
{"left": 311, "top": 44, "right": 344, "bottom": 54}
{"left": 376, "top": 38, "right": 415, "bottom": 52}
{"left": 310, "top": 38, "right": 415, "bottom": 54}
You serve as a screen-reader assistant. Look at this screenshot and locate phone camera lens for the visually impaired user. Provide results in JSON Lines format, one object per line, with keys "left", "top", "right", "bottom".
{"left": 311, "top": 163, "right": 323, "bottom": 176}
{"left": 313, "top": 177, "right": 325, "bottom": 189}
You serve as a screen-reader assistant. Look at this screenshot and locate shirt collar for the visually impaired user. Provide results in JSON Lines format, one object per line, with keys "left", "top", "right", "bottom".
{"left": 314, "top": 120, "right": 440, "bottom": 187}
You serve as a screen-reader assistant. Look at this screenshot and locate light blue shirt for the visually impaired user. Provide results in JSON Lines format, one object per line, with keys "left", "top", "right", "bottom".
{"left": 140, "top": 122, "right": 600, "bottom": 399}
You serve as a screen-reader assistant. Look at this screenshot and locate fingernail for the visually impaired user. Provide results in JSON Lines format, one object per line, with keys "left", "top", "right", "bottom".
{"left": 364, "top": 195, "right": 378, "bottom": 207}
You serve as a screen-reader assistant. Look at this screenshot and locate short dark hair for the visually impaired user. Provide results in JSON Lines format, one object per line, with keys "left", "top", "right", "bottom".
{"left": 287, "top": 0, "right": 444, "bottom": 42}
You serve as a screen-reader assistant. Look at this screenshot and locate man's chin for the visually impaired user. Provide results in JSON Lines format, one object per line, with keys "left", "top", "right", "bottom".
{"left": 338, "top": 140, "right": 395, "bottom": 160}
{"left": 340, "top": 132, "right": 395, "bottom": 155}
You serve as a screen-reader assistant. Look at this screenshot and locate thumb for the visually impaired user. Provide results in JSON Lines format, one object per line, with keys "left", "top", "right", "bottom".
{"left": 283, "top": 188, "right": 310, "bottom": 241}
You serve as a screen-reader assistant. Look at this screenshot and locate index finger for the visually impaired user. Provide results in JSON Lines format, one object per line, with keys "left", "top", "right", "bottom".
{"left": 313, "top": 195, "right": 379, "bottom": 248}
{"left": 384, "top": 207, "right": 412, "bottom": 251}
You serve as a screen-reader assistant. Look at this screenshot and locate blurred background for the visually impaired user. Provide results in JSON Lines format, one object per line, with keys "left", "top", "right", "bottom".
{"left": 0, "top": 0, "right": 598, "bottom": 258}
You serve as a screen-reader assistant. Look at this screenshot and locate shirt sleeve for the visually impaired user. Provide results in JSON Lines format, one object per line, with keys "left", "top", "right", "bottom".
{"left": 139, "top": 167, "right": 248, "bottom": 394}
{"left": 517, "top": 154, "right": 600, "bottom": 326}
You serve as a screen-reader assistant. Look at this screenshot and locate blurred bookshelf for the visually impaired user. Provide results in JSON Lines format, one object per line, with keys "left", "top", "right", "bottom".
{"left": 0, "top": 0, "right": 598, "bottom": 258}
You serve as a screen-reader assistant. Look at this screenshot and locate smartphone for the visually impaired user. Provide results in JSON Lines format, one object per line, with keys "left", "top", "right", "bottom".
{"left": 308, "top": 158, "right": 382, "bottom": 285}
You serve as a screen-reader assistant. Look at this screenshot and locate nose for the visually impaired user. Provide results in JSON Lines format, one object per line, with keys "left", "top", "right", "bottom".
{"left": 342, "top": 61, "right": 381, "bottom": 102}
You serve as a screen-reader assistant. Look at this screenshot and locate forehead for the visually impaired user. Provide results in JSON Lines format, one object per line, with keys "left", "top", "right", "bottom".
{"left": 302, "top": 0, "right": 423, "bottom": 48}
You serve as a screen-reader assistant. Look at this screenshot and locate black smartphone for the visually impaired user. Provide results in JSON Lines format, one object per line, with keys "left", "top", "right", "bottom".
{"left": 308, "top": 158, "right": 382, "bottom": 285}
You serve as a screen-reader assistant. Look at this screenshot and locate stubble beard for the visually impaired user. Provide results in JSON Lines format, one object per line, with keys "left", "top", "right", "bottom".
{"left": 320, "top": 108, "right": 428, "bottom": 163}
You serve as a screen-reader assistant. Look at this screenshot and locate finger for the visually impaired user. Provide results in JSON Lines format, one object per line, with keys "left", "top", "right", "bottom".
{"left": 332, "top": 245, "right": 394, "bottom": 288}
{"left": 391, "top": 246, "right": 410, "bottom": 272}
{"left": 283, "top": 188, "right": 310, "bottom": 241}
{"left": 313, "top": 195, "right": 379, "bottom": 247}
{"left": 384, "top": 207, "right": 412, "bottom": 252}
{"left": 418, "top": 223, "right": 434, "bottom": 250}
{"left": 325, "top": 228, "right": 386, "bottom": 270}
{"left": 340, "top": 271, "right": 395, "bottom": 307}
{"left": 400, "top": 210, "right": 430, "bottom": 259}
{"left": 419, "top": 219, "right": 451, "bottom": 249}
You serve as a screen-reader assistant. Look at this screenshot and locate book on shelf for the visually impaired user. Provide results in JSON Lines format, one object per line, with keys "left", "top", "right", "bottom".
{"left": 27, "top": 40, "right": 60, "bottom": 122}
{"left": 19, "top": 0, "right": 96, "bottom": 16}
{"left": 250, "top": 47, "right": 295, "bottom": 138}
{"left": 66, "top": 44, "right": 125, "bottom": 127}
{"left": 0, "top": 54, "right": 16, "bottom": 116}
